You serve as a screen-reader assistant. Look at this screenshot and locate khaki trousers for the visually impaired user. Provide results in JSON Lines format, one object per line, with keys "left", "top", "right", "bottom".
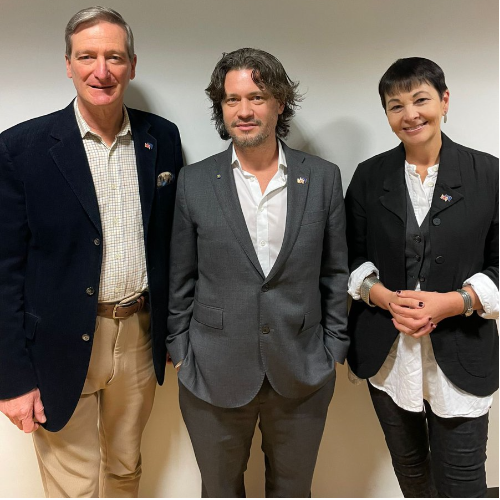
{"left": 33, "top": 309, "right": 156, "bottom": 498}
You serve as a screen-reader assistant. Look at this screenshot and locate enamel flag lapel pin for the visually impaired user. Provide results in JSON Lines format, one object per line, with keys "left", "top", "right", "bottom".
{"left": 440, "top": 193, "right": 452, "bottom": 202}
{"left": 145, "top": 142, "right": 154, "bottom": 150}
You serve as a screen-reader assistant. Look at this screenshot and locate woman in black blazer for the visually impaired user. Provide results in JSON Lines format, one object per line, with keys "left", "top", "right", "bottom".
{"left": 345, "top": 57, "right": 498, "bottom": 498}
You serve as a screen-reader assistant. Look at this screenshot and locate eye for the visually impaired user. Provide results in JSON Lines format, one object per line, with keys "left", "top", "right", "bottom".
{"left": 389, "top": 104, "right": 403, "bottom": 112}
{"left": 225, "top": 97, "right": 238, "bottom": 105}
{"left": 415, "top": 98, "right": 429, "bottom": 105}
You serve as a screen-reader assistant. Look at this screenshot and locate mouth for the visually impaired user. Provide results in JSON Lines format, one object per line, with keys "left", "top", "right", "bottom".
{"left": 233, "top": 121, "right": 260, "bottom": 132}
{"left": 89, "top": 85, "right": 114, "bottom": 90}
{"left": 403, "top": 122, "right": 427, "bottom": 133}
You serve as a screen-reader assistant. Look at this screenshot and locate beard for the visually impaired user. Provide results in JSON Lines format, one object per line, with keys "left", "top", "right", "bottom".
{"left": 225, "top": 119, "right": 270, "bottom": 149}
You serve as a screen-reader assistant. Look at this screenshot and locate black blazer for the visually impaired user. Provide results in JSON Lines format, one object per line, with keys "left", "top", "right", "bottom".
{"left": 0, "top": 102, "right": 182, "bottom": 431}
{"left": 345, "top": 134, "right": 498, "bottom": 397}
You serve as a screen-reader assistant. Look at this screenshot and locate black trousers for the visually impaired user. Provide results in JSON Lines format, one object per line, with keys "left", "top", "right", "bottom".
{"left": 368, "top": 382, "right": 489, "bottom": 498}
{"left": 179, "top": 375, "right": 335, "bottom": 498}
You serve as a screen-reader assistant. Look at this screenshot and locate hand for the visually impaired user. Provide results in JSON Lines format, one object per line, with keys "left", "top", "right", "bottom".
{"left": 390, "top": 290, "right": 465, "bottom": 338}
{"left": 369, "top": 283, "right": 432, "bottom": 337}
{"left": 0, "top": 388, "right": 46, "bottom": 433}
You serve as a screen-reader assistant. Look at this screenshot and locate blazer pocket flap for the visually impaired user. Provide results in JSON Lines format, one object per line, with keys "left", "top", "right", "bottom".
{"left": 24, "top": 312, "right": 40, "bottom": 340}
{"left": 302, "top": 305, "right": 322, "bottom": 332}
{"left": 193, "top": 301, "right": 223, "bottom": 330}
{"left": 301, "top": 210, "right": 326, "bottom": 226}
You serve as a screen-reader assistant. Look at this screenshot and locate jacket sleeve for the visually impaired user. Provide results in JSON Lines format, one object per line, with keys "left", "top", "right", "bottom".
{"left": 320, "top": 165, "right": 350, "bottom": 364}
{"left": 166, "top": 167, "right": 197, "bottom": 365}
{"left": 0, "top": 135, "right": 38, "bottom": 399}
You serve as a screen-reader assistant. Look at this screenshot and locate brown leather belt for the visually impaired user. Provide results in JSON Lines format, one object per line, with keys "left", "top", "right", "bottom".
{"left": 97, "top": 293, "right": 149, "bottom": 319}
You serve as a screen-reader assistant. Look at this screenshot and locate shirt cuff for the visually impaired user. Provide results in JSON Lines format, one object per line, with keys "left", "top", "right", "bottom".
{"left": 463, "top": 273, "right": 499, "bottom": 320}
{"left": 348, "top": 262, "right": 379, "bottom": 300}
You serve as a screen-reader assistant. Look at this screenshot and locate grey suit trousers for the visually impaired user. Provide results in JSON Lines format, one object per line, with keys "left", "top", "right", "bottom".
{"left": 179, "top": 375, "right": 336, "bottom": 498}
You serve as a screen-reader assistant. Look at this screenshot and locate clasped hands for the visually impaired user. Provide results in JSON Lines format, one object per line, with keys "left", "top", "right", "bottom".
{"left": 370, "top": 284, "right": 465, "bottom": 338}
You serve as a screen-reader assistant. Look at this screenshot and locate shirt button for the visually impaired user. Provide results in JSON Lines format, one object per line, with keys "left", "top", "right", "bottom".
{"left": 261, "top": 325, "right": 270, "bottom": 334}
{"left": 433, "top": 218, "right": 441, "bottom": 226}
{"left": 250, "top": 178, "right": 255, "bottom": 182}
{"left": 111, "top": 184, "right": 117, "bottom": 190}
{"left": 93, "top": 238, "right": 101, "bottom": 246}
{"left": 435, "top": 256, "right": 445, "bottom": 264}
{"left": 413, "top": 235, "right": 422, "bottom": 243}
{"left": 428, "top": 182, "right": 434, "bottom": 187}
{"left": 86, "top": 287, "right": 95, "bottom": 296}
{"left": 260, "top": 240, "right": 266, "bottom": 247}
{"left": 82, "top": 334, "right": 90, "bottom": 342}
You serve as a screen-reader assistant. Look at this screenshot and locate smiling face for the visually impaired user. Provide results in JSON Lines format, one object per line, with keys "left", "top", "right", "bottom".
{"left": 222, "top": 69, "right": 284, "bottom": 150}
{"left": 65, "top": 21, "right": 136, "bottom": 113}
{"left": 385, "top": 83, "right": 449, "bottom": 150}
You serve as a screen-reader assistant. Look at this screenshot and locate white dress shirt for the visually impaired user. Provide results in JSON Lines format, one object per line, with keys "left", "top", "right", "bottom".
{"left": 348, "top": 161, "right": 497, "bottom": 418}
{"left": 74, "top": 100, "right": 148, "bottom": 302}
{"left": 232, "top": 141, "right": 287, "bottom": 277}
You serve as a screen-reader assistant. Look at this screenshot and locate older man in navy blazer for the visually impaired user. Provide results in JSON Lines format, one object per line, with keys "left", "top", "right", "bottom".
{"left": 0, "top": 7, "right": 182, "bottom": 497}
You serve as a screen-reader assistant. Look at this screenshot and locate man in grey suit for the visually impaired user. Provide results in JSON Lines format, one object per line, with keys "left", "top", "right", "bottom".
{"left": 167, "top": 48, "right": 348, "bottom": 497}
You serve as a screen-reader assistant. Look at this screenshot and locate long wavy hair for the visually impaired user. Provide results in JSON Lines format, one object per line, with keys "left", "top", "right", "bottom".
{"left": 206, "top": 48, "right": 303, "bottom": 140}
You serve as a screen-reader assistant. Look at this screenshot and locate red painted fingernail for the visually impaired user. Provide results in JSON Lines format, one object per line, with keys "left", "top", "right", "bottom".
{"left": 396, "top": 290, "right": 401, "bottom": 294}
{"left": 419, "top": 302, "right": 424, "bottom": 307}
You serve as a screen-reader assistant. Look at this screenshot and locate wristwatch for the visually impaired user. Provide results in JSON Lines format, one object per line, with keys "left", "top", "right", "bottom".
{"left": 456, "top": 288, "right": 473, "bottom": 317}
{"left": 361, "top": 275, "right": 381, "bottom": 307}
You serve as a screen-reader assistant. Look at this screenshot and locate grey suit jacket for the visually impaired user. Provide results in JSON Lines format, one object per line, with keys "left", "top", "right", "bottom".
{"left": 167, "top": 141, "right": 349, "bottom": 408}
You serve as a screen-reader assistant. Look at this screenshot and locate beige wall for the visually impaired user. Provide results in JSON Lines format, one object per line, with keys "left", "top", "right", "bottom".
{"left": 0, "top": 0, "right": 498, "bottom": 497}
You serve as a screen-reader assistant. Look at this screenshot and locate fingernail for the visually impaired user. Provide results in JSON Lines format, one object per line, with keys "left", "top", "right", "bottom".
{"left": 419, "top": 302, "right": 424, "bottom": 307}
{"left": 431, "top": 323, "right": 437, "bottom": 328}
{"left": 396, "top": 290, "right": 401, "bottom": 294}
{"left": 428, "top": 317, "right": 432, "bottom": 321}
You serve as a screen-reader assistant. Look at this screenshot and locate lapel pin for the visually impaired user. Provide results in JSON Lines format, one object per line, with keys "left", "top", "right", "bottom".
{"left": 216, "top": 174, "right": 221, "bottom": 179}
{"left": 157, "top": 172, "right": 174, "bottom": 187}
{"left": 440, "top": 193, "right": 452, "bottom": 202}
{"left": 297, "top": 177, "right": 307, "bottom": 184}
{"left": 145, "top": 142, "right": 154, "bottom": 150}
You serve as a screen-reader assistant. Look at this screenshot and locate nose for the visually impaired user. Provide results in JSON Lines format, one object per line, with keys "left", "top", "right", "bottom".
{"left": 93, "top": 56, "right": 110, "bottom": 80}
{"left": 403, "top": 104, "right": 419, "bottom": 121}
{"left": 237, "top": 99, "right": 253, "bottom": 119}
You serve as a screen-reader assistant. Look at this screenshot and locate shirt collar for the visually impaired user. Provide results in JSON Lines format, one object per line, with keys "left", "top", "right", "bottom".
{"left": 73, "top": 99, "right": 132, "bottom": 139}
{"left": 231, "top": 139, "right": 287, "bottom": 180}
{"left": 404, "top": 160, "right": 439, "bottom": 178}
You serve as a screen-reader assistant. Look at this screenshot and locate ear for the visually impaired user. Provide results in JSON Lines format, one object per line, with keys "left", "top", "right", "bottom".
{"left": 442, "top": 89, "right": 450, "bottom": 114}
{"left": 65, "top": 54, "right": 72, "bottom": 79}
{"left": 130, "top": 54, "right": 137, "bottom": 80}
{"left": 278, "top": 101, "right": 285, "bottom": 115}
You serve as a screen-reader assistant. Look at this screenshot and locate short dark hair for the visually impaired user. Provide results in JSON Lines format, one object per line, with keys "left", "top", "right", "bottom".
{"left": 206, "top": 48, "right": 303, "bottom": 140}
{"left": 378, "top": 57, "right": 448, "bottom": 109}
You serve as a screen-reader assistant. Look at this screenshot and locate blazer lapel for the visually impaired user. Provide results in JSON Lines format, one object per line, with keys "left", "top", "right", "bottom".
{"left": 431, "top": 134, "right": 463, "bottom": 215}
{"left": 266, "top": 143, "right": 310, "bottom": 283}
{"left": 209, "top": 145, "right": 265, "bottom": 278}
{"left": 128, "top": 109, "right": 156, "bottom": 241}
{"left": 379, "top": 143, "right": 407, "bottom": 224}
{"left": 49, "top": 103, "right": 102, "bottom": 234}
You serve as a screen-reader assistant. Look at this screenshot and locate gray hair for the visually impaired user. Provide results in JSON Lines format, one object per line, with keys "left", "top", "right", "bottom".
{"left": 65, "top": 6, "right": 134, "bottom": 61}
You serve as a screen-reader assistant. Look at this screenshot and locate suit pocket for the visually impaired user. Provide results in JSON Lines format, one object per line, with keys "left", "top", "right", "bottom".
{"left": 24, "top": 312, "right": 40, "bottom": 340}
{"left": 302, "top": 305, "right": 322, "bottom": 332}
{"left": 301, "top": 210, "right": 326, "bottom": 226}
{"left": 193, "top": 300, "right": 223, "bottom": 330}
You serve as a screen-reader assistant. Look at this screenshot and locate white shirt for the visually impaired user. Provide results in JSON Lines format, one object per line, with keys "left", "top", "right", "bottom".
{"left": 74, "top": 100, "right": 148, "bottom": 302}
{"left": 348, "top": 161, "right": 497, "bottom": 418}
{"left": 232, "top": 141, "right": 287, "bottom": 276}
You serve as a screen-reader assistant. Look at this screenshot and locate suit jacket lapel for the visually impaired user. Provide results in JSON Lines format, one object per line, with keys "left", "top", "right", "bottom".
{"left": 266, "top": 143, "right": 310, "bottom": 283}
{"left": 128, "top": 108, "right": 156, "bottom": 241}
{"left": 209, "top": 145, "right": 265, "bottom": 278}
{"left": 379, "top": 143, "right": 407, "bottom": 224}
{"left": 431, "top": 133, "right": 463, "bottom": 215}
{"left": 49, "top": 102, "right": 102, "bottom": 234}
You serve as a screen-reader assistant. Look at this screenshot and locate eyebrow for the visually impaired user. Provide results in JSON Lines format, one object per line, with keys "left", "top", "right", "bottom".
{"left": 225, "top": 90, "right": 265, "bottom": 98}
{"left": 387, "top": 90, "right": 431, "bottom": 105}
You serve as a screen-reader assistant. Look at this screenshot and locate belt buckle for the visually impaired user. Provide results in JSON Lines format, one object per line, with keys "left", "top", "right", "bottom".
{"left": 112, "top": 303, "right": 121, "bottom": 319}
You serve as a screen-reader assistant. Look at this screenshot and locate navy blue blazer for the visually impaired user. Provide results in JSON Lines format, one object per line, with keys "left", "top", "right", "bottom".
{"left": 345, "top": 134, "right": 498, "bottom": 397}
{"left": 0, "top": 102, "right": 182, "bottom": 431}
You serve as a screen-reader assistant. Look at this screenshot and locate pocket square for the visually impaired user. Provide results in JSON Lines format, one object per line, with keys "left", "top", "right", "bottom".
{"left": 157, "top": 171, "right": 174, "bottom": 187}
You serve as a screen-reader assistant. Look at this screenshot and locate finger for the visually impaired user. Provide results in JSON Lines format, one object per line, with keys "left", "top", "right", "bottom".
{"left": 391, "top": 314, "right": 430, "bottom": 332}
{"left": 392, "top": 297, "right": 425, "bottom": 309}
{"left": 391, "top": 318, "right": 415, "bottom": 336}
{"left": 389, "top": 303, "right": 427, "bottom": 319}
{"left": 412, "top": 323, "right": 437, "bottom": 338}
{"left": 33, "top": 395, "right": 46, "bottom": 424}
{"left": 21, "top": 416, "right": 36, "bottom": 434}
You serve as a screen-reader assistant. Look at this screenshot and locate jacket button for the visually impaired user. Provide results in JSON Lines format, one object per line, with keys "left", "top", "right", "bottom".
{"left": 82, "top": 334, "right": 90, "bottom": 342}
{"left": 262, "top": 284, "right": 270, "bottom": 292}
{"left": 261, "top": 325, "right": 270, "bottom": 334}
{"left": 413, "top": 235, "right": 422, "bottom": 243}
{"left": 415, "top": 255, "right": 421, "bottom": 262}
{"left": 433, "top": 218, "right": 441, "bottom": 226}
{"left": 435, "top": 255, "right": 444, "bottom": 264}
{"left": 419, "top": 276, "right": 426, "bottom": 282}
{"left": 86, "top": 287, "right": 95, "bottom": 296}
{"left": 93, "top": 238, "right": 101, "bottom": 246}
